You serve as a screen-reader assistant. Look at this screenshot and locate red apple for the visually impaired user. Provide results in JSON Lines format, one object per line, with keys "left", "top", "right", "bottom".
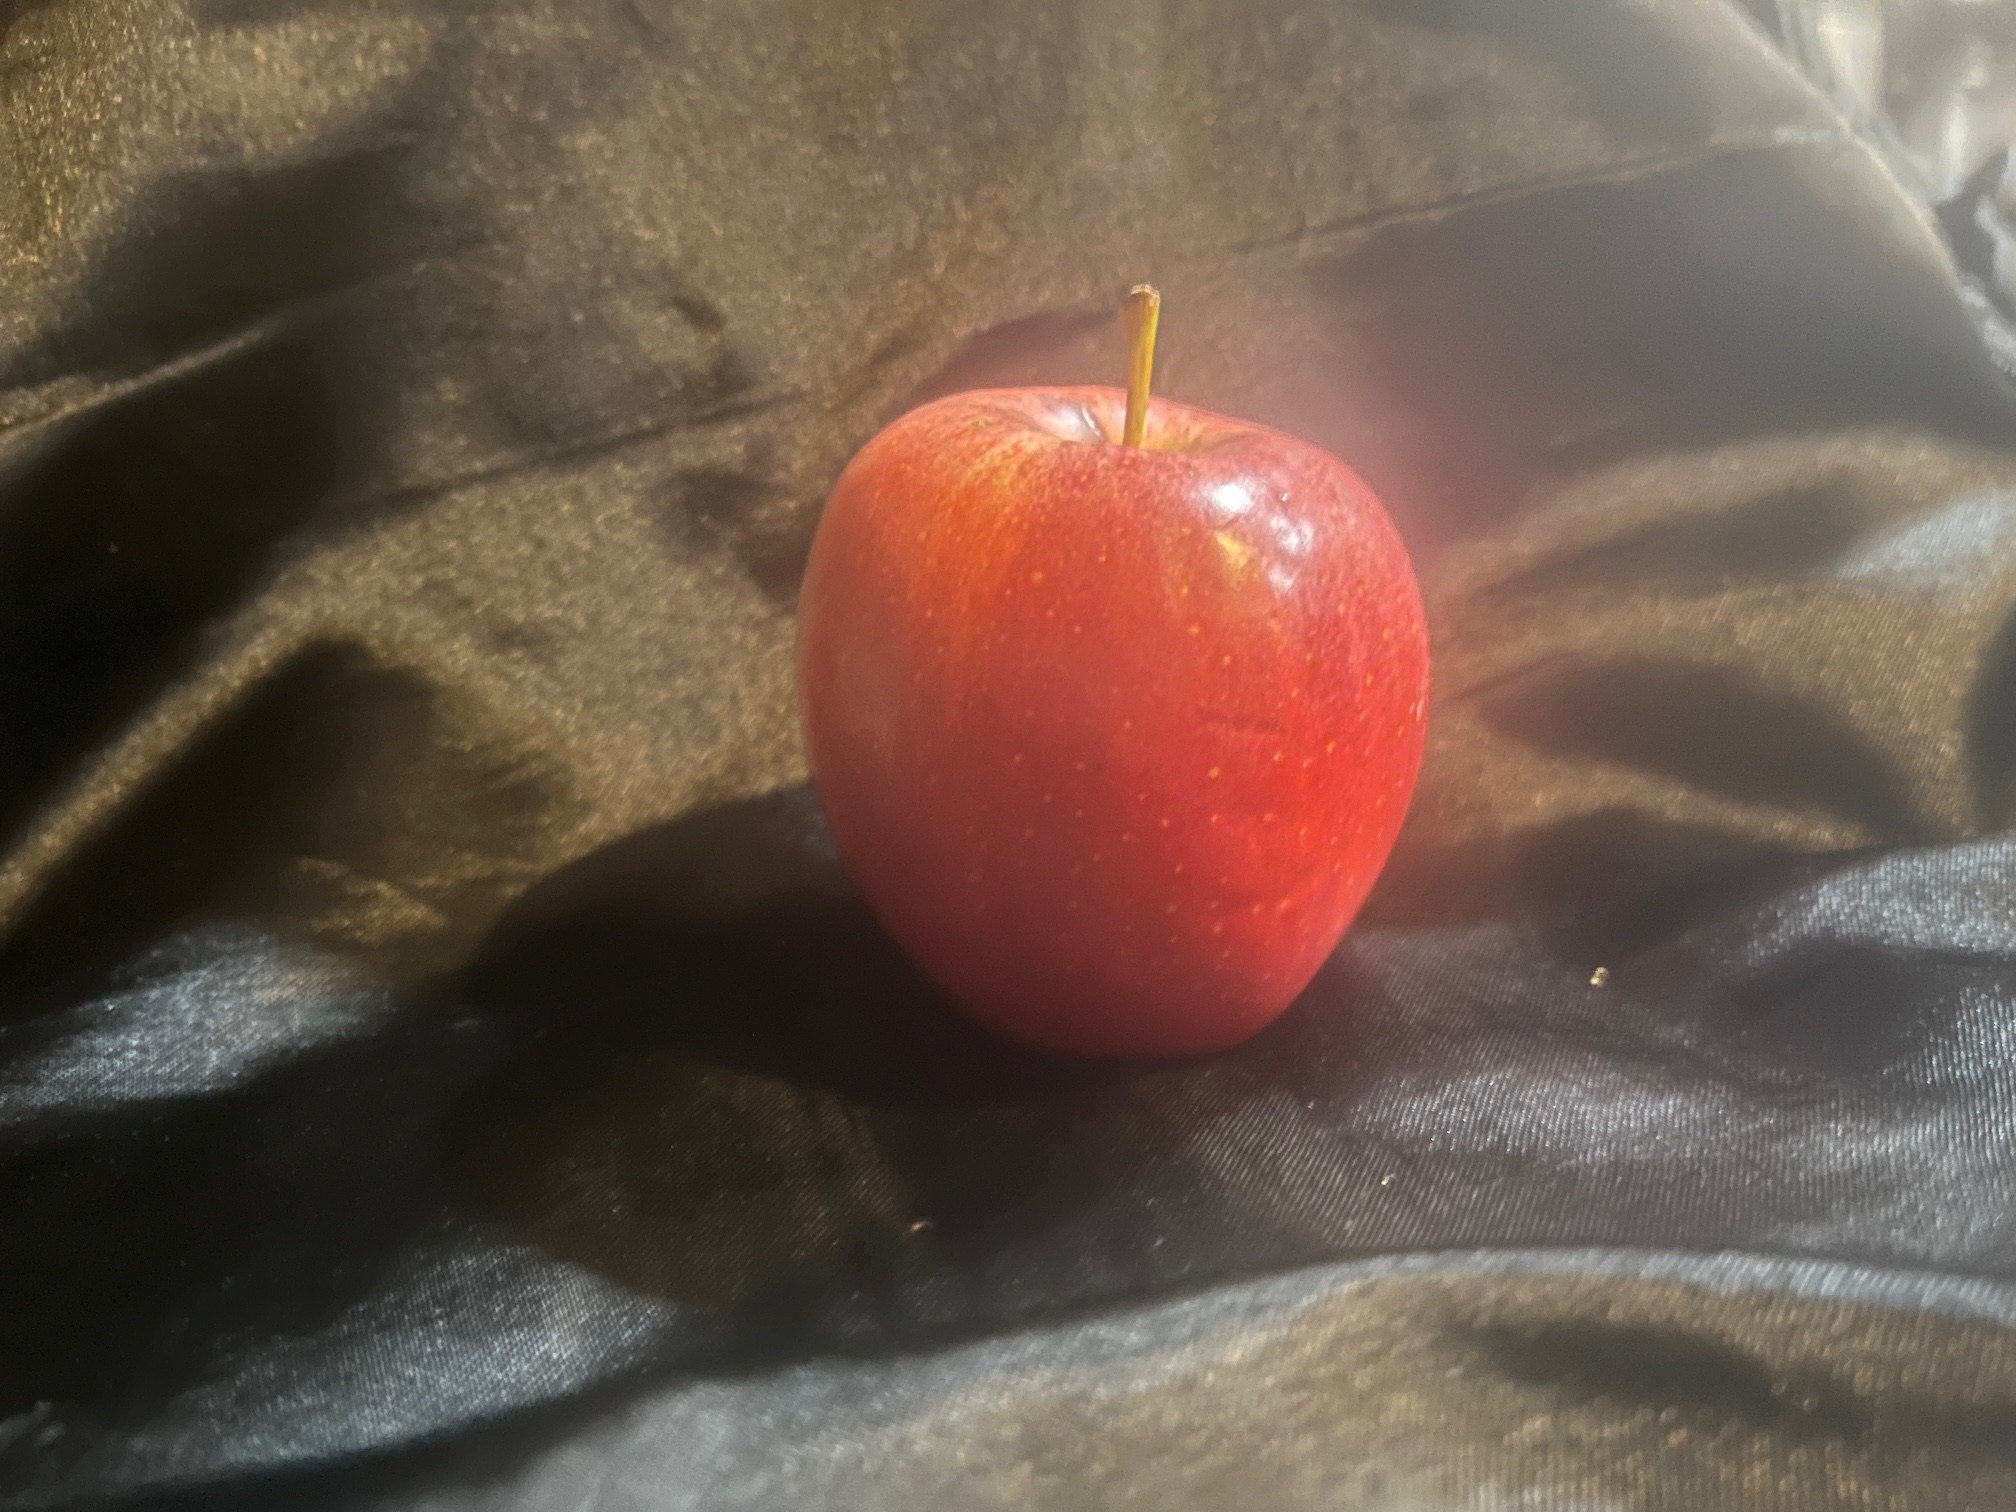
{"left": 798, "top": 297, "right": 1428, "bottom": 1057}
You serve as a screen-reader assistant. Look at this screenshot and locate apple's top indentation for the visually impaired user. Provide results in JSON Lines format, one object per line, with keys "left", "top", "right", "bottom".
{"left": 1021, "top": 389, "right": 1232, "bottom": 455}
{"left": 1038, "top": 396, "right": 1111, "bottom": 446}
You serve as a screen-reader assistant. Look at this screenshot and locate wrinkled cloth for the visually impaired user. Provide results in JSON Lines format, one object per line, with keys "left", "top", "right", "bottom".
{"left": 4, "top": 0, "right": 2016, "bottom": 1508}
{"left": 1767, "top": 0, "right": 2016, "bottom": 364}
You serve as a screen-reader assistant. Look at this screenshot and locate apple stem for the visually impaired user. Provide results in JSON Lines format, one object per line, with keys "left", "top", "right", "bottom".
{"left": 1121, "top": 284, "right": 1160, "bottom": 447}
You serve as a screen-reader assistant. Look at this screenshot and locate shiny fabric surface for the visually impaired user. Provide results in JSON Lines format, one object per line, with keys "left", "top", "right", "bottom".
{"left": 4, "top": 0, "right": 2016, "bottom": 1507}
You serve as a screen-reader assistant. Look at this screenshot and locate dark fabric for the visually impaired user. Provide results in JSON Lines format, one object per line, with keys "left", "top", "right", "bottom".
{"left": 4, "top": 0, "right": 2016, "bottom": 1507}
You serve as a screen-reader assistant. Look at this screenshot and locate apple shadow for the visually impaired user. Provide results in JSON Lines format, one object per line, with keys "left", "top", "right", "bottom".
{"left": 449, "top": 783, "right": 1126, "bottom": 1108}
{"left": 436, "top": 784, "right": 1142, "bottom": 1322}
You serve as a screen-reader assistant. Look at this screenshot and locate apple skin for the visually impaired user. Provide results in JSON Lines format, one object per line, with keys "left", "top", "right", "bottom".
{"left": 797, "top": 385, "right": 1428, "bottom": 1058}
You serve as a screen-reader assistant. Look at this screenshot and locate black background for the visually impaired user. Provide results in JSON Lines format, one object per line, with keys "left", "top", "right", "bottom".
{"left": 4, "top": 0, "right": 2016, "bottom": 1507}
